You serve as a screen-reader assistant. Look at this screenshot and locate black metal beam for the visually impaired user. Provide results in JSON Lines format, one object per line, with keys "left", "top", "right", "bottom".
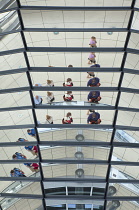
{"left": 0, "top": 140, "right": 138, "bottom": 148}
{"left": 27, "top": 47, "right": 124, "bottom": 53}
{"left": 24, "top": 27, "right": 128, "bottom": 32}
{"left": 43, "top": 178, "right": 139, "bottom": 184}
{"left": 0, "top": 193, "right": 42, "bottom": 199}
{"left": 1, "top": 67, "right": 139, "bottom": 76}
{"left": 16, "top": 1, "right": 46, "bottom": 209}
{"left": 20, "top": 6, "right": 132, "bottom": 11}
{"left": 30, "top": 67, "right": 121, "bottom": 73}
{"left": 104, "top": 0, "right": 136, "bottom": 209}
{"left": 1, "top": 86, "right": 139, "bottom": 94}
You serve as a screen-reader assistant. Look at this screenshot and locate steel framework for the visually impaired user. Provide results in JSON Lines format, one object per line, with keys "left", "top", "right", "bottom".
{"left": 0, "top": 0, "right": 139, "bottom": 209}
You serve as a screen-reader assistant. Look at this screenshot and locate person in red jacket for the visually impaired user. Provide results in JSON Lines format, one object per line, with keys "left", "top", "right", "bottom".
{"left": 62, "top": 112, "right": 73, "bottom": 124}
{"left": 63, "top": 91, "right": 74, "bottom": 101}
{"left": 63, "top": 78, "right": 73, "bottom": 87}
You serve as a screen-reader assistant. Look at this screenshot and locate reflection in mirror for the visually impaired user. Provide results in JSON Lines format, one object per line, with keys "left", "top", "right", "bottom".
{"left": 24, "top": 32, "right": 127, "bottom": 48}
{"left": 119, "top": 92, "right": 139, "bottom": 109}
{"left": 0, "top": 10, "right": 20, "bottom": 33}
{"left": 0, "top": 128, "right": 37, "bottom": 143}
{"left": 41, "top": 146, "right": 109, "bottom": 160}
{"left": 0, "top": 91, "right": 31, "bottom": 108}
{"left": 117, "top": 110, "right": 139, "bottom": 127}
{"left": 111, "top": 165, "right": 139, "bottom": 180}
{"left": 0, "top": 109, "right": 33, "bottom": 126}
{"left": 38, "top": 128, "right": 112, "bottom": 142}
{"left": 35, "top": 109, "right": 114, "bottom": 124}
{"left": 0, "top": 73, "right": 29, "bottom": 89}
{"left": 33, "top": 90, "right": 117, "bottom": 106}
{"left": 21, "top": 10, "right": 130, "bottom": 29}
{"left": 0, "top": 197, "right": 42, "bottom": 210}
{"left": 0, "top": 0, "right": 17, "bottom": 10}
{"left": 20, "top": 0, "right": 132, "bottom": 7}
{"left": 114, "top": 129, "right": 139, "bottom": 144}
{"left": 42, "top": 164, "right": 108, "bottom": 178}
{"left": 0, "top": 32, "right": 23, "bottom": 51}
{"left": 0, "top": 53, "right": 26, "bottom": 71}
{"left": 28, "top": 52, "right": 123, "bottom": 67}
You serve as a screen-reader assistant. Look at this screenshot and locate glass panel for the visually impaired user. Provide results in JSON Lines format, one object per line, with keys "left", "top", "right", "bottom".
{"left": 0, "top": 109, "right": 34, "bottom": 126}
{"left": 0, "top": 163, "right": 40, "bottom": 177}
{"left": 20, "top": 0, "right": 132, "bottom": 7}
{"left": 0, "top": 0, "right": 17, "bottom": 10}
{"left": 0, "top": 91, "right": 31, "bottom": 108}
{"left": 113, "top": 147, "right": 139, "bottom": 162}
{"left": 119, "top": 92, "right": 139, "bottom": 109}
{"left": 124, "top": 53, "right": 139, "bottom": 71}
{"left": 128, "top": 33, "right": 139, "bottom": 50}
{"left": 107, "top": 200, "right": 139, "bottom": 210}
{"left": 0, "top": 53, "right": 26, "bottom": 71}
{"left": 111, "top": 165, "right": 139, "bottom": 180}
{"left": 46, "top": 199, "right": 104, "bottom": 210}
{"left": 135, "top": 0, "right": 139, "bottom": 7}
{"left": 108, "top": 183, "right": 139, "bottom": 197}
{"left": 42, "top": 164, "right": 108, "bottom": 178}
{"left": 1, "top": 198, "right": 42, "bottom": 210}
{"left": 25, "top": 32, "right": 127, "bottom": 48}
{"left": 0, "top": 73, "right": 29, "bottom": 89}
{"left": 41, "top": 146, "right": 109, "bottom": 160}
{"left": 21, "top": 10, "right": 130, "bottom": 28}
{"left": 114, "top": 129, "right": 139, "bottom": 144}
{"left": 28, "top": 52, "right": 123, "bottom": 67}
{"left": 33, "top": 90, "right": 117, "bottom": 106}
{"left": 132, "top": 11, "right": 139, "bottom": 30}
{"left": 38, "top": 128, "right": 112, "bottom": 142}
{"left": 35, "top": 109, "right": 115, "bottom": 124}
{"left": 31, "top": 72, "right": 120, "bottom": 87}
{"left": 117, "top": 111, "right": 139, "bottom": 127}
{"left": 0, "top": 10, "right": 20, "bottom": 33}
{"left": 1, "top": 32, "right": 23, "bottom": 51}
{"left": 0, "top": 128, "right": 37, "bottom": 143}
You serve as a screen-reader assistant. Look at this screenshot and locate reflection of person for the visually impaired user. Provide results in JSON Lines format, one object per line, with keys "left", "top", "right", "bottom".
{"left": 89, "top": 36, "right": 97, "bottom": 47}
{"left": 24, "top": 163, "right": 39, "bottom": 173}
{"left": 88, "top": 52, "right": 96, "bottom": 64}
{"left": 87, "top": 77, "right": 100, "bottom": 87}
{"left": 27, "top": 129, "right": 36, "bottom": 138}
{"left": 87, "top": 63, "right": 100, "bottom": 78}
{"left": 45, "top": 115, "right": 53, "bottom": 124}
{"left": 10, "top": 168, "right": 26, "bottom": 177}
{"left": 63, "top": 91, "right": 74, "bottom": 101}
{"left": 87, "top": 91, "right": 101, "bottom": 103}
{"left": 62, "top": 112, "right": 73, "bottom": 124}
{"left": 34, "top": 95, "right": 43, "bottom": 105}
{"left": 47, "top": 80, "right": 54, "bottom": 87}
{"left": 34, "top": 83, "right": 42, "bottom": 87}
{"left": 12, "top": 153, "right": 39, "bottom": 172}
{"left": 87, "top": 109, "right": 94, "bottom": 115}
{"left": 63, "top": 78, "right": 73, "bottom": 86}
{"left": 17, "top": 138, "right": 38, "bottom": 156}
{"left": 46, "top": 92, "right": 55, "bottom": 103}
{"left": 12, "top": 152, "right": 26, "bottom": 160}
{"left": 87, "top": 111, "right": 101, "bottom": 124}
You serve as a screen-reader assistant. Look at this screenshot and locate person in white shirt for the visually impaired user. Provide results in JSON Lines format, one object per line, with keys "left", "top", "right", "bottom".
{"left": 45, "top": 115, "right": 53, "bottom": 124}
{"left": 34, "top": 95, "right": 43, "bottom": 105}
{"left": 63, "top": 78, "right": 73, "bottom": 87}
{"left": 34, "top": 83, "right": 42, "bottom": 87}
{"left": 46, "top": 92, "right": 55, "bottom": 103}
{"left": 47, "top": 80, "right": 54, "bottom": 87}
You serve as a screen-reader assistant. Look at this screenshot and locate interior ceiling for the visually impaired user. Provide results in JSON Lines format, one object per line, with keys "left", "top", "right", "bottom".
{"left": 0, "top": 0, "right": 139, "bottom": 210}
